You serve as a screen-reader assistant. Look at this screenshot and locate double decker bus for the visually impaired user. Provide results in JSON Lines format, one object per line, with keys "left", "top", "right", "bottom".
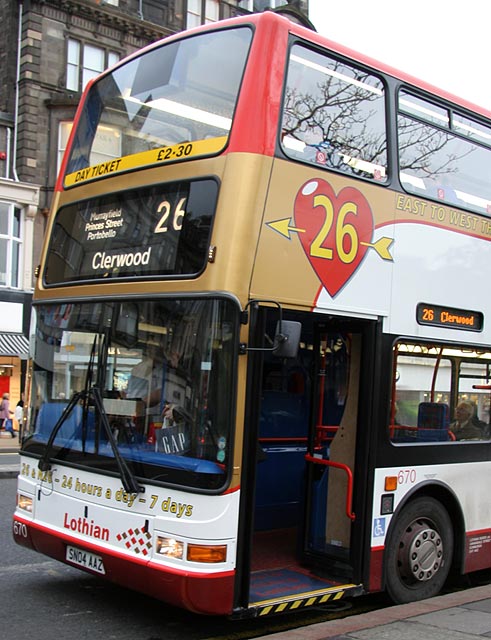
{"left": 13, "top": 10, "right": 491, "bottom": 617}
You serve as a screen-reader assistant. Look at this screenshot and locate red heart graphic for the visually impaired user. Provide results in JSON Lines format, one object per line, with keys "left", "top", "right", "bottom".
{"left": 294, "top": 179, "right": 374, "bottom": 297}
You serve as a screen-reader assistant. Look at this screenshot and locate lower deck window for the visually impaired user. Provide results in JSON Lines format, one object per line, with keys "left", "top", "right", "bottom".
{"left": 390, "top": 341, "right": 491, "bottom": 443}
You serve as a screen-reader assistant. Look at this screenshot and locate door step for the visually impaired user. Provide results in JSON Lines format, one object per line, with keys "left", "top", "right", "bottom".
{"left": 246, "top": 567, "right": 362, "bottom": 617}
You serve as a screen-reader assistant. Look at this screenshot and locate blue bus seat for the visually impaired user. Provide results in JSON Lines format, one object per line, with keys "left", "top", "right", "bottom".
{"left": 259, "top": 391, "right": 307, "bottom": 438}
{"left": 35, "top": 402, "right": 85, "bottom": 441}
{"left": 256, "top": 391, "right": 309, "bottom": 529}
{"left": 254, "top": 444, "right": 306, "bottom": 530}
{"left": 417, "top": 402, "right": 450, "bottom": 442}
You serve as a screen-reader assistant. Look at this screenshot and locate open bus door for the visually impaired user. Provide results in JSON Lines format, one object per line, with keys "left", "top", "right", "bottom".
{"left": 304, "top": 324, "right": 364, "bottom": 579}
{"left": 240, "top": 314, "right": 377, "bottom": 617}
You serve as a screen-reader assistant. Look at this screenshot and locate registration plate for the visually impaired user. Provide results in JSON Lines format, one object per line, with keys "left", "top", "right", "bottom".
{"left": 66, "top": 545, "right": 105, "bottom": 574}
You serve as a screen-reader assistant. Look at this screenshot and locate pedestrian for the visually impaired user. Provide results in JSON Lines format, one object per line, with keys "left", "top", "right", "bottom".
{"left": 14, "top": 398, "right": 24, "bottom": 431}
{"left": 0, "top": 392, "right": 16, "bottom": 437}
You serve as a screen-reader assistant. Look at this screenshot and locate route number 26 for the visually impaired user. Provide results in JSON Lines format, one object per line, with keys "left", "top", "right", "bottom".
{"left": 310, "top": 195, "right": 358, "bottom": 264}
{"left": 154, "top": 197, "right": 187, "bottom": 233}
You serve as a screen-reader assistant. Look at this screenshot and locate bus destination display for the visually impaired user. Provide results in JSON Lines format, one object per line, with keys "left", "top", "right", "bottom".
{"left": 416, "top": 303, "right": 483, "bottom": 332}
{"left": 44, "top": 179, "right": 218, "bottom": 285}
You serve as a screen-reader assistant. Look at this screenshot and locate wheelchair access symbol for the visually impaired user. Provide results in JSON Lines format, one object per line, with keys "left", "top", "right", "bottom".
{"left": 373, "top": 518, "right": 386, "bottom": 538}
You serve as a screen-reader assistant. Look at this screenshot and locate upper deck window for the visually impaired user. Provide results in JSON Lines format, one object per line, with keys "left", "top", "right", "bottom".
{"left": 398, "top": 91, "right": 491, "bottom": 215}
{"left": 64, "top": 27, "right": 252, "bottom": 186}
{"left": 281, "top": 44, "right": 387, "bottom": 182}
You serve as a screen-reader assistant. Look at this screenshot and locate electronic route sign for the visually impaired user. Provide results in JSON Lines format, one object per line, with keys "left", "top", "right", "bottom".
{"left": 416, "top": 303, "right": 483, "bottom": 332}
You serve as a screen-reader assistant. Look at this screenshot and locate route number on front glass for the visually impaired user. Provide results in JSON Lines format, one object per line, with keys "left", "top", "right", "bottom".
{"left": 154, "top": 197, "right": 187, "bottom": 233}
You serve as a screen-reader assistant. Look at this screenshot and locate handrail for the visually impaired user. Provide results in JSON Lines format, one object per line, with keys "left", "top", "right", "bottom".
{"left": 430, "top": 346, "right": 444, "bottom": 402}
{"left": 259, "top": 428, "right": 338, "bottom": 445}
{"left": 315, "top": 425, "right": 339, "bottom": 437}
{"left": 304, "top": 454, "right": 356, "bottom": 521}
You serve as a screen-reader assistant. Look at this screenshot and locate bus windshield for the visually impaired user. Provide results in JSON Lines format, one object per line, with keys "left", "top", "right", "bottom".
{"left": 64, "top": 27, "right": 252, "bottom": 185}
{"left": 24, "top": 298, "right": 237, "bottom": 491}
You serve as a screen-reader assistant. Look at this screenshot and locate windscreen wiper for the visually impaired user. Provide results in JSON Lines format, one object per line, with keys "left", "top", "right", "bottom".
{"left": 89, "top": 330, "right": 143, "bottom": 493}
{"left": 42, "top": 335, "right": 96, "bottom": 459}
{"left": 90, "top": 385, "right": 144, "bottom": 495}
{"left": 81, "top": 335, "right": 97, "bottom": 454}
{"left": 38, "top": 331, "right": 144, "bottom": 495}
{"left": 38, "top": 387, "right": 144, "bottom": 495}
{"left": 38, "top": 390, "right": 85, "bottom": 472}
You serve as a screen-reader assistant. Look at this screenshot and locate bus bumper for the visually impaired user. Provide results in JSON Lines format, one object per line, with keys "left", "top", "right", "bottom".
{"left": 13, "top": 515, "right": 235, "bottom": 615}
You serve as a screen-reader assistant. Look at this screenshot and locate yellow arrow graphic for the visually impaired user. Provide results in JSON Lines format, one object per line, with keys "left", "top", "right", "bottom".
{"left": 267, "top": 218, "right": 394, "bottom": 261}
{"left": 361, "top": 236, "right": 394, "bottom": 261}
{"left": 266, "top": 218, "right": 305, "bottom": 240}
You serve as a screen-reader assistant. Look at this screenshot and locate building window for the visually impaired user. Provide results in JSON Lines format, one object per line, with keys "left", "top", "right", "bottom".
{"left": 187, "top": 0, "right": 219, "bottom": 28}
{"left": 58, "top": 122, "right": 73, "bottom": 173}
{"left": 238, "top": 0, "right": 288, "bottom": 10}
{"left": 66, "top": 39, "right": 119, "bottom": 93}
{"left": 0, "top": 202, "right": 22, "bottom": 289}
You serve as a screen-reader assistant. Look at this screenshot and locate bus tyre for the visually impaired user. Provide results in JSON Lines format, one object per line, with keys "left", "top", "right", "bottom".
{"left": 385, "top": 497, "right": 453, "bottom": 604}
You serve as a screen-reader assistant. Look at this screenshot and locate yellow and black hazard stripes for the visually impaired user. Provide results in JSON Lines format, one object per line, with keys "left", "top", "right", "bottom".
{"left": 251, "top": 584, "right": 362, "bottom": 617}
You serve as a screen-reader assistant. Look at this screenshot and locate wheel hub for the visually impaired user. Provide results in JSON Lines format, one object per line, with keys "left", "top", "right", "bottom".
{"left": 399, "top": 520, "right": 443, "bottom": 583}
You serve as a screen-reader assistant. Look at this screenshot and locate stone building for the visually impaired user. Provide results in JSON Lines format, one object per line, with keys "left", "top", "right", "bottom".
{"left": 0, "top": 0, "right": 309, "bottom": 405}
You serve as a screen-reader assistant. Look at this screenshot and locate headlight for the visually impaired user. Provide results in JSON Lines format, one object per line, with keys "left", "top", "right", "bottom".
{"left": 17, "top": 494, "right": 33, "bottom": 513}
{"left": 156, "top": 536, "right": 184, "bottom": 559}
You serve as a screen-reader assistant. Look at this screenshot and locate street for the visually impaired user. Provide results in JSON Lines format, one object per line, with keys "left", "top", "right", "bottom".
{"left": 1, "top": 469, "right": 345, "bottom": 640}
{"left": 0, "top": 452, "right": 19, "bottom": 469}
{"left": 3, "top": 451, "right": 491, "bottom": 639}
{"left": 3, "top": 477, "right": 214, "bottom": 640}
{"left": 3, "top": 467, "right": 279, "bottom": 640}
{"left": 0, "top": 442, "right": 345, "bottom": 638}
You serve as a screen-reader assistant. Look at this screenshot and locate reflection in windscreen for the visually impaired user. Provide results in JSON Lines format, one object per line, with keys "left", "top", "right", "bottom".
{"left": 281, "top": 45, "right": 387, "bottom": 181}
{"left": 398, "top": 92, "right": 491, "bottom": 216}
{"left": 65, "top": 27, "right": 252, "bottom": 175}
{"left": 25, "top": 298, "right": 237, "bottom": 491}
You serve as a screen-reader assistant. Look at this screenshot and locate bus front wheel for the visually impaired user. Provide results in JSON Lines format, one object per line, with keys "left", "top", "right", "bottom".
{"left": 385, "top": 496, "right": 453, "bottom": 603}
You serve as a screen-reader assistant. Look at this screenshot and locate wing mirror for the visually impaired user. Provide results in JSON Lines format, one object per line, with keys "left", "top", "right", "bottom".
{"left": 272, "top": 320, "right": 301, "bottom": 358}
{"left": 240, "top": 300, "right": 301, "bottom": 358}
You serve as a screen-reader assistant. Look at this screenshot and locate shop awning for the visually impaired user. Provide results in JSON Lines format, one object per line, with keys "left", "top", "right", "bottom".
{"left": 0, "top": 333, "right": 29, "bottom": 356}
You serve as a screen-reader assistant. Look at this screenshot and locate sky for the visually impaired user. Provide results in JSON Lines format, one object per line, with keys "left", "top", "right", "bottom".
{"left": 308, "top": 0, "right": 491, "bottom": 111}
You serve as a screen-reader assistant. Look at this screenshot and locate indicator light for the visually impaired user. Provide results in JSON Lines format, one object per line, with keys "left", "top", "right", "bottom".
{"left": 384, "top": 476, "right": 397, "bottom": 491}
{"left": 187, "top": 543, "right": 227, "bottom": 563}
